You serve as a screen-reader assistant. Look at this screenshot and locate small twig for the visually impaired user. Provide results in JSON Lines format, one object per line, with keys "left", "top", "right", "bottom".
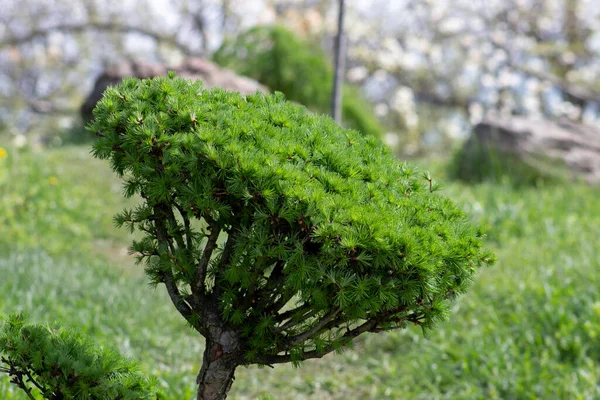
{"left": 15, "top": 374, "right": 36, "bottom": 400}
{"left": 211, "top": 229, "right": 238, "bottom": 297}
{"left": 193, "top": 220, "right": 221, "bottom": 295}
{"left": 275, "top": 306, "right": 315, "bottom": 332}
{"left": 174, "top": 202, "right": 193, "bottom": 250}
{"left": 256, "top": 318, "right": 379, "bottom": 366}
{"left": 285, "top": 308, "right": 342, "bottom": 346}
{"left": 1, "top": 361, "right": 37, "bottom": 400}
{"left": 24, "top": 369, "right": 46, "bottom": 393}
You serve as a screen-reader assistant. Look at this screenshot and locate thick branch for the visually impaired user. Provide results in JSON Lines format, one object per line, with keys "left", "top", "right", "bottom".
{"left": 275, "top": 306, "right": 316, "bottom": 332}
{"left": 164, "top": 206, "right": 186, "bottom": 251}
{"left": 284, "top": 308, "right": 342, "bottom": 347}
{"left": 256, "top": 318, "right": 379, "bottom": 365}
{"left": 153, "top": 204, "right": 203, "bottom": 334}
{"left": 1, "top": 22, "right": 193, "bottom": 55}
{"left": 217, "top": 229, "right": 237, "bottom": 271}
{"left": 160, "top": 271, "right": 201, "bottom": 332}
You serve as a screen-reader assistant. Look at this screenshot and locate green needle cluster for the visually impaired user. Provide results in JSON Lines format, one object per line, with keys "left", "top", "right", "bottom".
{"left": 0, "top": 313, "right": 160, "bottom": 399}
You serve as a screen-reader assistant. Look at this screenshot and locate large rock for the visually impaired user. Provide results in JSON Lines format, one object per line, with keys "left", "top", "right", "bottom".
{"left": 81, "top": 58, "right": 267, "bottom": 121}
{"left": 457, "top": 116, "right": 600, "bottom": 184}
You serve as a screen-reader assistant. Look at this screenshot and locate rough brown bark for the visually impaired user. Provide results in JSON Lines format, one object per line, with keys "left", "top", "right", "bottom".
{"left": 196, "top": 331, "right": 240, "bottom": 400}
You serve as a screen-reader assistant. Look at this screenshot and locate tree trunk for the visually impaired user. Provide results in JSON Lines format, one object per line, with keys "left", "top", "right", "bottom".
{"left": 196, "top": 333, "right": 240, "bottom": 400}
{"left": 331, "top": 0, "right": 346, "bottom": 124}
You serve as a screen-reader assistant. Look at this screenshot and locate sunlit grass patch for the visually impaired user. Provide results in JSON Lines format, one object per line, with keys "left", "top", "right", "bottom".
{"left": 0, "top": 146, "right": 136, "bottom": 255}
{"left": 2, "top": 145, "right": 600, "bottom": 399}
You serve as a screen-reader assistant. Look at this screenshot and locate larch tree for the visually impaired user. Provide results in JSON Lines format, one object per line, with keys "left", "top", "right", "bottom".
{"left": 87, "top": 74, "right": 493, "bottom": 399}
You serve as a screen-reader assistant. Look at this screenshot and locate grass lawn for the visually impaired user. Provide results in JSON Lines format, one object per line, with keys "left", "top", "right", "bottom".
{"left": 1, "top": 144, "right": 599, "bottom": 399}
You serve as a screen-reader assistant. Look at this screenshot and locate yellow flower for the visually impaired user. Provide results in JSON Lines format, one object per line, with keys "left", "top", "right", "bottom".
{"left": 0, "top": 147, "right": 7, "bottom": 159}
{"left": 48, "top": 176, "right": 59, "bottom": 185}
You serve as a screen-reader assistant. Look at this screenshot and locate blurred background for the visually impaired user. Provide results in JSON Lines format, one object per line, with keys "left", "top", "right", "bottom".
{"left": 2, "top": 1, "right": 600, "bottom": 399}
{"left": 3, "top": 0, "right": 600, "bottom": 155}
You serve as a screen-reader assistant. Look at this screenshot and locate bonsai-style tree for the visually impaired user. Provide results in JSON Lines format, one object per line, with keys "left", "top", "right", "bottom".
{"left": 88, "top": 74, "right": 493, "bottom": 400}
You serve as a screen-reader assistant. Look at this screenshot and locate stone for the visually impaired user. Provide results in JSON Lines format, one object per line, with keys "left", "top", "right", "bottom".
{"left": 458, "top": 115, "right": 600, "bottom": 184}
{"left": 81, "top": 58, "right": 267, "bottom": 121}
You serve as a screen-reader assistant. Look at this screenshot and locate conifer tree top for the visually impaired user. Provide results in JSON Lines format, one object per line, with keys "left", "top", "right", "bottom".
{"left": 0, "top": 313, "right": 161, "bottom": 399}
{"left": 90, "top": 75, "right": 493, "bottom": 365}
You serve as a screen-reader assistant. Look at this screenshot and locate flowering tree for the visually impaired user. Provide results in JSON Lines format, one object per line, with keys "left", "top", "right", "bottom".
{"left": 269, "top": 0, "right": 600, "bottom": 151}
{"left": 3, "top": 0, "right": 599, "bottom": 153}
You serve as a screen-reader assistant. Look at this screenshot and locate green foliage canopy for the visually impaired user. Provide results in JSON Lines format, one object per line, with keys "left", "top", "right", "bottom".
{"left": 0, "top": 313, "right": 160, "bottom": 399}
{"left": 213, "top": 26, "right": 384, "bottom": 138}
{"left": 89, "top": 75, "right": 493, "bottom": 366}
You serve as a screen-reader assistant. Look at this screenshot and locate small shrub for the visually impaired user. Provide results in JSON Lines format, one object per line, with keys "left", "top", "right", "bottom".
{"left": 88, "top": 74, "right": 493, "bottom": 399}
{"left": 213, "top": 25, "right": 385, "bottom": 138}
{"left": 449, "top": 137, "right": 568, "bottom": 187}
{"left": 0, "top": 313, "right": 161, "bottom": 399}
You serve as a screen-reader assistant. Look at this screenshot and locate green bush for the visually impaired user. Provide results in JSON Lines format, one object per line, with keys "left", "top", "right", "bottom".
{"left": 88, "top": 74, "right": 492, "bottom": 399}
{"left": 213, "top": 25, "right": 384, "bottom": 138}
{"left": 449, "top": 137, "right": 569, "bottom": 187}
{"left": 0, "top": 313, "right": 161, "bottom": 399}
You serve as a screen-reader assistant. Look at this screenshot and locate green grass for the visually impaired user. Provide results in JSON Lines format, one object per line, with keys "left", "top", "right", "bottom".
{"left": 1, "top": 144, "right": 600, "bottom": 399}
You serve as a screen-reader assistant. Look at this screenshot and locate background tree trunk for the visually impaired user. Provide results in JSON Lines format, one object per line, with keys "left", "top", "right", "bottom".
{"left": 331, "top": 0, "right": 346, "bottom": 124}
